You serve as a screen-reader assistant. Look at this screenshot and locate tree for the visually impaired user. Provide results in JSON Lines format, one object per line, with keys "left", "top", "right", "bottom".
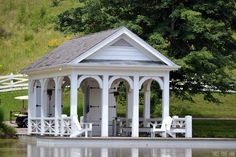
{"left": 56, "top": 0, "right": 236, "bottom": 102}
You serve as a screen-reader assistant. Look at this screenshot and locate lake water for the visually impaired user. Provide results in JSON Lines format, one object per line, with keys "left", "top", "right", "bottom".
{"left": 0, "top": 139, "right": 236, "bottom": 157}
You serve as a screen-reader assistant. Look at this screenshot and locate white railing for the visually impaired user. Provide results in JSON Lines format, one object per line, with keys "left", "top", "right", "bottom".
{"left": 172, "top": 116, "right": 192, "bottom": 138}
{"left": 29, "top": 117, "right": 72, "bottom": 136}
{"left": 29, "top": 117, "right": 93, "bottom": 137}
{"left": 0, "top": 73, "right": 28, "bottom": 92}
{"left": 59, "top": 117, "right": 72, "bottom": 136}
{"left": 116, "top": 116, "right": 192, "bottom": 138}
{"left": 29, "top": 118, "right": 41, "bottom": 134}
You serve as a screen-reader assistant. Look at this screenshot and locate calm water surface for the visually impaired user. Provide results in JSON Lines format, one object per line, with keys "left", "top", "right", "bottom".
{"left": 0, "top": 139, "right": 235, "bottom": 157}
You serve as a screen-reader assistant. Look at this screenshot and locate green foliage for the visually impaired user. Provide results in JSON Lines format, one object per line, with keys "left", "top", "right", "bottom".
{"left": 57, "top": 0, "right": 236, "bottom": 102}
{"left": 0, "top": 123, "right": 16, "bottom": 136}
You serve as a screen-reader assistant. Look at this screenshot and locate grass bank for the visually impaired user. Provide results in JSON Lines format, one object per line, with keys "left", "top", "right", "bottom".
{"left": 0, "top": 0, "right": 82, "bottom": 74}
{"left": 193, "top": 120, "right": 236, "bottom": 138}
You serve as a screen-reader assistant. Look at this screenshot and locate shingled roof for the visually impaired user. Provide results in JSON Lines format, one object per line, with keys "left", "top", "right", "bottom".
{"left": 21, "top": 27, "right": 122, "bottom": 73}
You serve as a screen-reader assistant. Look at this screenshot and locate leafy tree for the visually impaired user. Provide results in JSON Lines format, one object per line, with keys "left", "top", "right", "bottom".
{"left": 56, "top": 0, "right": 236, "bottom": 103}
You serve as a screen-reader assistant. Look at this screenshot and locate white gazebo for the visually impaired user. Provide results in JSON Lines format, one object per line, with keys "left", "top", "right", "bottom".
{"left": 22, "top": 27, "right": 192, "bottom": 138}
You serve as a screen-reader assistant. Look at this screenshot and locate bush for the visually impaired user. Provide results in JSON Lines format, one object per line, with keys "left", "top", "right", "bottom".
{"left": 0, "top": 123, "right": 16, "bottom": 138}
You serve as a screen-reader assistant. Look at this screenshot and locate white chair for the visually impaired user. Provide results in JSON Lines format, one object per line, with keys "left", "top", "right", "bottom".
{"left": 151, "top": 116, "right": 173, "bottom": 138}
{"left": 70, "top": 116, "right": 92, "bottom": 138}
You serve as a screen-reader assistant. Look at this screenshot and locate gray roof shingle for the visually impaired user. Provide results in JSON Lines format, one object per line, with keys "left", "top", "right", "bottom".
{"left": 21, "top": 27, "right": 122, "bottom": 73}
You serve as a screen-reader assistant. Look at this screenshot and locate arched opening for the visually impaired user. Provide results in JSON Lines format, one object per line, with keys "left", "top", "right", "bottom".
{"left": 109, "top": 77, "right": 133, "bottom": 136}
{"left": 33, "top": 80, "right": 41, "bottom": 117}
{"left": 139, "top": 77, "right": 163, "bottom": 125}
{"left": 78, "top": 76, "right": 102, "bottom": 136}
{"left": 45, "top": 79, "right": 55, "bottom": 117}
{"left": 61, "top": 76, "right": 71, "bottom": 117}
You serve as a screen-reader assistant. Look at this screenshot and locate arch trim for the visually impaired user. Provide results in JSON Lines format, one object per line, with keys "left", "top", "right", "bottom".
{"left": 77, "top": 75, "right": 103, "bottom": 88}
{"left": 108, "top": 76, "right": 133, "bottom": 89}
{"left": 139, "top": 76, "right": 163, "bottom": 90}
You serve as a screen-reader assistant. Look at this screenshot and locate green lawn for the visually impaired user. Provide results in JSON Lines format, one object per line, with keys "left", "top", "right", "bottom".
{"left": 193, "top": 120, "right": 236, "bottom": 138}
{"left": 170, "top": 93, "right": 236, "bottom": 118}
{"left": 0, "top": 90, "right": 27, "bottom": 121}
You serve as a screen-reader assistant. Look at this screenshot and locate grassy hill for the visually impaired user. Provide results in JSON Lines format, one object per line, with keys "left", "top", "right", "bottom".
{"left": 0, "top": 0, "right": 82, "bottom": 74}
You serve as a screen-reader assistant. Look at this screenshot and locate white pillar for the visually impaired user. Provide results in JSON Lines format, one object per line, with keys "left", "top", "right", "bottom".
{"left": 40, "top": 79, "right": 46, "bottom": 135}
{"left": 54, "top": 77, "right": 62, "bottom": 136}
{"left": 132, "top": 76, "right": 139, "bottom": 137}
{"left": 27, "top": 80, "right": 34, "bottom": 135}
{"left": 70, "top": 73, "right": 78, "bottom": 117}
{"left": 162, "top": 74, "right": 169, "bottom": 119}
{"left": 54, "top": 77, "right": 62, "bottom": 118}
{"left": 185, "top": 115, "right": 192, "bottom": 138}
{"left": 101, "top": 75, "right": 109, "bottom": 137}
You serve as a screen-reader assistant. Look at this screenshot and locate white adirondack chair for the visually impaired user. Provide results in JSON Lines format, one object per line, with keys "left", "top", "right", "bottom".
{"left": 150, "top": 116, "right": 173, "bottom": 138}
{"left": 70, "top": 116, "right": 92, "bottom": 138}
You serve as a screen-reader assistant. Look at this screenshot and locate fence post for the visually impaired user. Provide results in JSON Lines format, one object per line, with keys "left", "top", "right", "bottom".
{"left": 27, "top": 118, "right": 31, "bottom": 135}
{"left": 185, "top": 115, "right": 192, "bottom": 138}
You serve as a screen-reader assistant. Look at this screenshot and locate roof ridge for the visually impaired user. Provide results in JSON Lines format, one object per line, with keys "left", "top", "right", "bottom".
{"left": 71, "top": 27, "right": 123, "bottom": 41}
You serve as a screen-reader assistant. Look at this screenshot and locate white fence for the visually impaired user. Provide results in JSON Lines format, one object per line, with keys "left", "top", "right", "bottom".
{"left": 0, "top": 73, "right": 28, "bottom": 92}
{"left": 116, "top": 116, "right": 192, "bottom": 138}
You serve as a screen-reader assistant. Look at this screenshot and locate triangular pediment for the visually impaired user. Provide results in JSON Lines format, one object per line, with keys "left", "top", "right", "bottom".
{"left": 85, "top": 39, "right": 160, "bottom": 62}
{"left": 72, "top": 27, "right": 179, "bottom": 68}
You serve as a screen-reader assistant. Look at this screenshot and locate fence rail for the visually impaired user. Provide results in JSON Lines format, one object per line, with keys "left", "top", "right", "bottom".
{"left": 0, "top": 73, "right": 28, "bottom": 92}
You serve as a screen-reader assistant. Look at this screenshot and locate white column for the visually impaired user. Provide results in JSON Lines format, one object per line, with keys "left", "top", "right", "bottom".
{"left": 132, "top": 76, "right": 139, "bottom": 137}
{"left": 27, "top": 80, "right": 34, "bottom": 135}
{"left": 185, "top": 115, "right": 192, "bottom": 138}
{"left": 54, "top": 77, "right": 62, "bottom": 118}
{"left": 101, "top": 75, "right": 109, "bottom": 137}
{"left": 54, "top": 77, "right": 62, "bottom": 136}
{"left": 162, "top": 74, "right": 169, "bottom": 119}
{"left": 70, "top": 73, "right": 78, "bottom": 117}
{"left": 40, "top": 79, "right": 46, "bottom": 135}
